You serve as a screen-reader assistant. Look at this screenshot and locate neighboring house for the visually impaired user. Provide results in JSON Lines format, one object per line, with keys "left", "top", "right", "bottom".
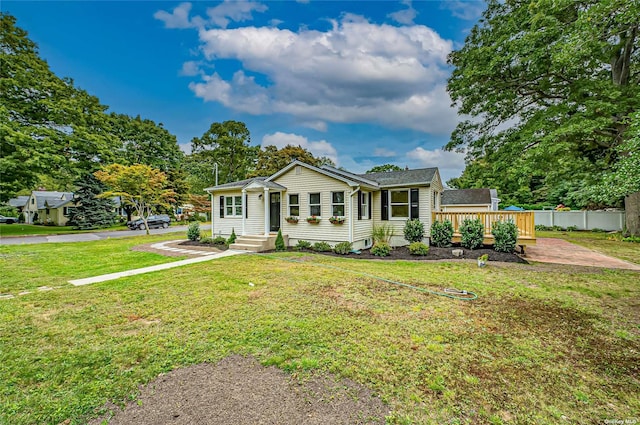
{"left": 8, "top": 196, "right": 29, "bottom": 216}
{"left": 441, "top": 189, "right": 500, "bottom": 212}
{"left": 21, "top": 191, "right": 75, "bottom": 225}
{"left": 204, "top": 160, "right": 443, "bottom": 250}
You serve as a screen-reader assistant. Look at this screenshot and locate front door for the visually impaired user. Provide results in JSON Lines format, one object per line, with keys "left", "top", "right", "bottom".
{"left": 270, "top": 192, "right": 281, "bottom": 232}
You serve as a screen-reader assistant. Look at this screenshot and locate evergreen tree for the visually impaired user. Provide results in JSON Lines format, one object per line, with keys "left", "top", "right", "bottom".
{"left": 67, "top": 174, "right": 116, "bottom": 230}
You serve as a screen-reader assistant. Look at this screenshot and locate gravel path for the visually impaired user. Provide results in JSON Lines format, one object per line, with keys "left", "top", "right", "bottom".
{"left": 90, "top": 355, "right": 388, "bottom": 425}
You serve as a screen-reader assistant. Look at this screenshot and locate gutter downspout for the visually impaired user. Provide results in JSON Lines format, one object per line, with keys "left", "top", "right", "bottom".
{"left": 208, "top": 190, "right": 214, "bottom": 238}
{"left": 348, "top": 186, "right": 360, "bottom": 243}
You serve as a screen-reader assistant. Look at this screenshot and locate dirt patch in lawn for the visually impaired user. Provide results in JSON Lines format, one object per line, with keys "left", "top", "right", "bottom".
{"left": 89, "top": 355, "right": 388, "bottom": 425}
{"left": 283, "top": 245, "right": 527, "bottom": 264}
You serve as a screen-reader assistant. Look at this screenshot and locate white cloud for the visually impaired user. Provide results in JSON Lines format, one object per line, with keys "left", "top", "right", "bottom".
{"left": 154, "top": 2, "right": 196, "bottom": 29}
{"left": 441, "top": 1, "right": 485, "bottom": 21}
{"left": 262, "top": 132, "right": 338, "bottom": 164}
{"left": 301, "top": 120, "right": 328, "bottom": 132}
{"left": 388, "top": 0, "right": 417, "bottom": 25}
{"left": 373, "top": 148, "right": 397, "bottom": 157}
{"left": 186, "top": 14, "right": 457, "bottom": 134}
{"left": 406, "top": 147, "right": 466, "bottom": 182}
{"left": 155, "top": 1, "right": 267, "bottom": 30}
{"left": 180, "top": 61, "right": 201, "bottom": 76}
{"left": 206, "top": 0, "right": 268, "bottom": 29}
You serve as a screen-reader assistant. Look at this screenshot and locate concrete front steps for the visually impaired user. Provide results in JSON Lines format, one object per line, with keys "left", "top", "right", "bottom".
{"left": 229, "top": 234, "right": 289, "bottom": 252}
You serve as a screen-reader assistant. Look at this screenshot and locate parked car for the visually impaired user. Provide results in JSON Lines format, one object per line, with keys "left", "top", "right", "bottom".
{"left": 0, "top": 215, "right": 19, "bottom": 224}
{"left": 127, "top": 214, "right": 170, "bottom": 230}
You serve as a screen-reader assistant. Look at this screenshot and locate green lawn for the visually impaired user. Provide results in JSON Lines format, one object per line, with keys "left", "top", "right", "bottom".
{"left": 0, "top": 223, "right": 129, "bottom": 237}
{"left": 0, "top": 238, "right": 638, "bottom": 424}
{"left": 537, "top": 230, "right": 640, "bottom": 264}
{"left": 0, "top": 234, "right": 186, "bottom": 292}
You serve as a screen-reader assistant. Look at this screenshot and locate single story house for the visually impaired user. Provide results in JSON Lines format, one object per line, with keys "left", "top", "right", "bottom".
{"left": 204, "top": 160, "right": 443, "bottom": 251}
{"left": 440, "top": 188, "right": 500, "bottom": 212}
{"left": 8, "top": 191, "right": 127, "bottom": 225}
{"left": 19, "top": 191, "right": 75, "bottom": 225}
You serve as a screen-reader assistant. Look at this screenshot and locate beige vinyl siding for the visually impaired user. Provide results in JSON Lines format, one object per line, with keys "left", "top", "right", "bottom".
{"left": 353, "top": 191, "right": 374, "bottom": 248}
{"left": 275, "top": 166, "right": 351, "bottom": 243}
{"left": 211, "top": 191, "right": 263, "bottom": 236}
{"left": 372, "top": 187, "right": 431, "bottom": 246}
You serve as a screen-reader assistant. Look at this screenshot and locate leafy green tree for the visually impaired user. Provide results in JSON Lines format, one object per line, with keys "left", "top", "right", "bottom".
{"left": 189, "top": 121, "right": 259, "bottom": 189}
{"left": 66, "top": 174, "right": 116, "bottom": 230}
{"left": 250, "top": 144, "right": 335, "bottom": 177}
{"left": 0, "top": 13, "right": 118, "bottom": 201}
{"left": 446, "top": 0, "right": 640, "bottom": 231}
{"left": 95, "top": 164, "right": 176, "bottom": 235}
{"left": 366, "top": 164, "right": 402, "bottom": 173}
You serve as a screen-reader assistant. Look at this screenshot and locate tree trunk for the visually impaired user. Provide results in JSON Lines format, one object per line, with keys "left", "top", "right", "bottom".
{"left": 625, "top": 191, "right": 640, "bottom": 236}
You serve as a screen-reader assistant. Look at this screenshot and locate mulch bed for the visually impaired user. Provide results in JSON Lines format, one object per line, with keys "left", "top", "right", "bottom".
{"left": 179, "top": 240, "right": 229, "bottom": 251}
{"left": 277, "top": 245, "right": 528, "bottom": 264}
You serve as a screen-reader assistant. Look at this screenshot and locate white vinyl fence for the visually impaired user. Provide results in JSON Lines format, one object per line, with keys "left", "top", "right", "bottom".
{"left": 533, "top": 210, "right": 626, "bottom": 231}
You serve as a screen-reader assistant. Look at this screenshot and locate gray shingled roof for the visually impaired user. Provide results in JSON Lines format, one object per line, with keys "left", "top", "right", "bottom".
{"left": 205, "top": 177, "right": 267, "bottom": 191}
{"left": 8, "top": 196, "right": 29, "bottom": 208}
{"left": 358, "top": 168, "right": 438, "bottom": 187}
{"left": 441, "top": 189, "right": 492, "bottom": 205}
{"left": 32, "top": 191, "right": 73, "bottom": 209}
{"left": 320, "top": 165, "right": 379, "bottom": 187}
{"left": 204, "top": 176, "right": 286, "bottom": 191}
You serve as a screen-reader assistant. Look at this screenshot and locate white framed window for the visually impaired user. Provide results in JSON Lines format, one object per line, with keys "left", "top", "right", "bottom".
{"left": 225, "top": 196, "right": 242, "bottom": 217}
{"left": 309, "top": 193, "right": 321, "bottom": 216}
{"left": 289, "top": 194, "right": 299, "bottom": 216}
{"left": 390, "top": 190, "right": 409, "bottom": 218}
{"left": 361, "top": 192, "right": 369, "bottom": 219}
{"left": 332, "top": 191, "right": 345, "bottom": 216}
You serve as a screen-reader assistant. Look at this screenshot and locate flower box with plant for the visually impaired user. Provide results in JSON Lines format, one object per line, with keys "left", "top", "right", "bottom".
{"left": 285, "top": 216, "right": 299, "bottom": 224}
{"left": 329, "top": 216, "right": 345, "bottom": 224}
{"left": 306, "top": 216, "right": 321, "bottom": 224}
{"left": 477, "top": 254, "right": 489, "bottom": 267}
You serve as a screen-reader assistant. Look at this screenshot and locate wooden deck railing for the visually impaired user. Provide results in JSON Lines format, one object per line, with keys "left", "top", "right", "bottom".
{"left": 432, "top": 211, "right": 536, "bottom": 244}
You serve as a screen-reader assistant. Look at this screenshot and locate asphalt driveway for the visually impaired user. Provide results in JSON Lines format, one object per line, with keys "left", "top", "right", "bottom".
{"left": 0, "top": 225, "right": 190, "bottom": 245}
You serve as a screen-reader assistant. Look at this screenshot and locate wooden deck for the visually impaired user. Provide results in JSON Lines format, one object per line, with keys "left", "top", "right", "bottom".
{"left": 432, "top": 211, "right": 536, "bottom": 246}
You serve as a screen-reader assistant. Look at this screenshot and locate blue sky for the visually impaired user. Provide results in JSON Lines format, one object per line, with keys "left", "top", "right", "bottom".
{"left": 5, "top": 0, "right": 485, "bottom": 183}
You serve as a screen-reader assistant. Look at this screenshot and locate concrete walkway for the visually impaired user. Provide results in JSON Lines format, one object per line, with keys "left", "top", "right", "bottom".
{"left": 526, "top": 238, "right": 640, "bottom": 271}
{"left": 69, "top": 249, "right": 245, "bottom": 286}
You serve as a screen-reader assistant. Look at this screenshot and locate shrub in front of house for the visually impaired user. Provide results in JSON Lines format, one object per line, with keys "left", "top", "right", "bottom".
{"left": 227, "top": 228, "right": 237, "bottom": 245}
{"left": 187, "top": 222, "right": 200, "bottom": 241}
{"left": 275, "top": 229, "right": 286, "bottom": 251}
{"left": 492, "top": 220, "right": 518, "bottom": 253}
{"left": 213, "top": 236, "right": 227, "bottom": 246}
{"left": 566, "top": 225, "right": 578, "bottom": 232}
{"left": 403, "top": 219, "right": 425, "bottom": 243}
{"left": 312, "top": 241, "right": 332, "bottom": 252}
{"left": 333, "top": 241, "right": 352, "bottom": 255}
{"left": 372, "top": 224, "right": 394, "bottom": 244}
{"left": 409, "top": 241, "right": 429, "bottom": 256}
{"left": 460, "top": 218, "right": 484, "bottom": 250}
{"left": 371, "top": 242, "right": 391, "bottom": 257}
{"left": 295, "top": 240, "right": 312, "bottom": 251}
{"left": 430, "top": 220, "right": 454, "bottom": 247}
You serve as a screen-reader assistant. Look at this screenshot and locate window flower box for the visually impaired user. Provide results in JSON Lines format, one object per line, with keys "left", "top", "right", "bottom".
{"left": 329, "top": 216, "right": 345, "bottom": 224}
{"left": 285, "top": 216, "right": 299, "bottom": 224}
{"left": 306, "top": 216, "right": 321, "bottom": 224}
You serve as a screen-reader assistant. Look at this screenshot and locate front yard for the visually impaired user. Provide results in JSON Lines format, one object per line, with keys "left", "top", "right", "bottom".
{"left": 0, "top": 237, "right": 638, "bottom": 424}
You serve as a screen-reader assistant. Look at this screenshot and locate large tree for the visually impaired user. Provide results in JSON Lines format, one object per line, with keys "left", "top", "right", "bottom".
{"left": 188, "top": 121, "right": 258, "bottom": 191}
{"left": 366, "top": 164, "right": 402, "bottom": 174}
{"left": 66, "top": 173, "right": 116, "bottom": 230}
{"left": 95, "top": 164, "right": 176, "bottom": 235}
{"left": 0, "top": 13, "right": 117, "bottom": 200}
{"left": 250, "top": 144, "right": 335, "bottom": 177}
{"left": 446, "top": 0, "right": 639, "bottom": 231}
